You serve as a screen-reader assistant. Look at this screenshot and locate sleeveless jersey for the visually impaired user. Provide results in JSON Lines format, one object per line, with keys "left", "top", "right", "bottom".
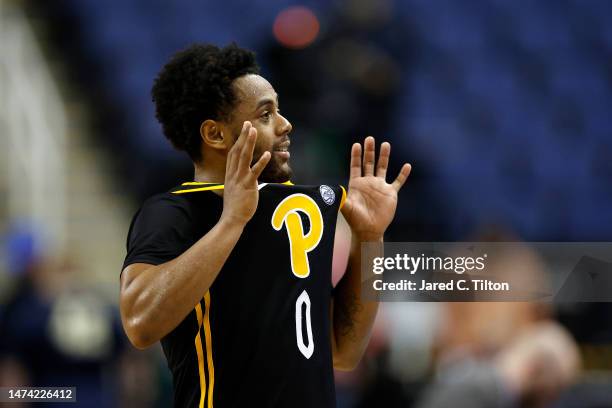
{"left": 123, "top": 182, "right": 345, "bottom": 407}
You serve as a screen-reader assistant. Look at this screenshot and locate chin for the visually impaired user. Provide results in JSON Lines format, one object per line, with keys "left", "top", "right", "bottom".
{"left": 260, "top": 162, "right": 293, "bottom": 183}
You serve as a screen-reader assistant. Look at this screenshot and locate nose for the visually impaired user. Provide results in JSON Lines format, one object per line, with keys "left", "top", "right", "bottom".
{"left": 277, "top": 113, "right": 292, "bottom": 136}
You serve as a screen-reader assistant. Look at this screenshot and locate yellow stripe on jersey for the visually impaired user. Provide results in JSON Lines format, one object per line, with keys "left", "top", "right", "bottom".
{"left": 203, "top": 292, "right": 215, "bottom": 408}
{"left": 181, "top": 182, "right": 219, "bottom": 186}
{"left": 173, "top": 180, "right": 294, "bottom": 194}
{"left": 194, "top": 303, "right": 207, "bottom": 408}
{"left": 173, "top": 185, "right": 225, "bottom": 194}
{"left": 339, "top": 186, "right": 347, "bottom": 210}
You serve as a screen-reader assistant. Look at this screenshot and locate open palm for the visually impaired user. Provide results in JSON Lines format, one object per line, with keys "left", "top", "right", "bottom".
{"left": 342, "top": 137, "right": 412, "bottom": 239}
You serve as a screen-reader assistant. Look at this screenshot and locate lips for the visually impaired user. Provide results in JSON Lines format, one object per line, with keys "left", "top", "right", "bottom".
{"left": 273, "top": 141, "right": 291, "bottom": 159}
{"left": 274, "top": 141, "right": 290, "bottom": 152}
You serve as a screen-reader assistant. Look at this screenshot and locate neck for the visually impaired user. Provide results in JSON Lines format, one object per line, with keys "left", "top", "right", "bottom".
{"left": 193, "top": 162, "right": 225, "bottom": 184}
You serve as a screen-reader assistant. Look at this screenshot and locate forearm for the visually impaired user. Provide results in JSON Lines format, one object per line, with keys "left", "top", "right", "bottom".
{"left": 120, "top": 216, "right": 245, "bottom": 348}
{"left": 332, "top": 232, "right": 382, "bottom": 370}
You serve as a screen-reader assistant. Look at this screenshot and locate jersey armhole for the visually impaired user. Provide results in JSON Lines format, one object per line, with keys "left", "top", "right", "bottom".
{"left": 339, "top": 186, "right": 347, "bottom": 211}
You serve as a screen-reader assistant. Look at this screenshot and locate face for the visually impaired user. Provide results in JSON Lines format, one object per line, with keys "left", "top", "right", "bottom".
{"left": 226, "top": 74, "right": 293, "bottom": 182}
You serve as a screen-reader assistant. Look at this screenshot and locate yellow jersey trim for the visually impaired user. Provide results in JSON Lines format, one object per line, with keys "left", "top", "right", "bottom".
{"left": 194, "top": 293, "right": 215, "bottom": 408}
{"left": 173, "top": 181, "right": 293, "bottom": 194}
{"left": 181, "top": 182, "right": 220, "bottom": 186}
{"left": 339, "top": 186, "right": 347, "bottom": 210}
{"left": 173, "top": 185, "right": 225, "bottom": 194}
{"left": 194, "top": 303, "right": 207, "bottom": 408}
{"left": 203, "top": 292, "right": 215, "bottom": 408}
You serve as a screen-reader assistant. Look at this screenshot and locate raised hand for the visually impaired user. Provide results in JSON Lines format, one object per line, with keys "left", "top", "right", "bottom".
{"left": 221, "top": 121, "right": 271, "bottom": 225}
{"left": 342, "top": 136, "right": 411, "bottom": 240}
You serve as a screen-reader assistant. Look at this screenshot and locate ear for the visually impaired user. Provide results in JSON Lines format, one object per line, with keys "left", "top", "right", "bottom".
{"left": 200, "top": 119, "right": 230, "bottom": 150}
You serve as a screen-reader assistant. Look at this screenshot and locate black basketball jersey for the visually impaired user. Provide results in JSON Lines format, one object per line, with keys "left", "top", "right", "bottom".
{"left": 123, "top": 182, "right": 346, "bottom": 408}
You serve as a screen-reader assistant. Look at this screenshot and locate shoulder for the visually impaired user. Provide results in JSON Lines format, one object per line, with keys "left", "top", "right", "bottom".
{"left": 142, "top": 191, "right": 190, "bottom": 211}
{"left": 128, "top": 188, "right": 210, "bottom": 236}
{"left": 132, "top": 188, "right": 222, "bottom": 229}
{"left": 125, "top": 191, "right": 196, "bottom": 251}
{"left": 123, "top": 191, "right": 203, "bottom": 268}
{"left": 135, "top": 192, "right": 192, "bottom": 224}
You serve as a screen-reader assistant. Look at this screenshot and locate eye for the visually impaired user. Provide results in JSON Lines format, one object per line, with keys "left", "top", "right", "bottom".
{"left": 260, "top": 111, "right": 271, "bottom": 121}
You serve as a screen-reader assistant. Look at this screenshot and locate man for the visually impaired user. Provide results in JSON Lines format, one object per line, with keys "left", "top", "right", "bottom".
{"left": 120, "top": 43, "right": 411, "bottom": 407}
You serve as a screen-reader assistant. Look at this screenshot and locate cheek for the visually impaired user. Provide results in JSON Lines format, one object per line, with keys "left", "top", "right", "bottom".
{"left": 254, "top": 131, "right": 275, "bottom": 154}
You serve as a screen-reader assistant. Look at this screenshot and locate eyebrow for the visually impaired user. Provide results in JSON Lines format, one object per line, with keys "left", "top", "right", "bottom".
{"left": 255, "top": 94, "right": 279, "bottom": 111}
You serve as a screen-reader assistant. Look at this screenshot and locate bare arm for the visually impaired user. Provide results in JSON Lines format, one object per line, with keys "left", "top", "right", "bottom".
{"left": 332, "top": 137, "right": 411, "bottom": 370}
{"left": 332, "top": 229, "right": 382, "bottom": 370}
{"left": 120, "top": 122, "right": 270, "bottom": 349}
{"left": 120, "top": 218, "right": 244, "bottom": 349}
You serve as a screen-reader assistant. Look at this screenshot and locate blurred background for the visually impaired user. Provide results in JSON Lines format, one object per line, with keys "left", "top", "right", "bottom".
{"left": 1, "top": 0, "right": 612, "bottom": 406}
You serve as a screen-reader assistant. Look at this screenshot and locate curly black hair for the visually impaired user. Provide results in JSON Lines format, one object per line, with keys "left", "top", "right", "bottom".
{"left": 151, "top": 43, "right": 260, "bottom": 162}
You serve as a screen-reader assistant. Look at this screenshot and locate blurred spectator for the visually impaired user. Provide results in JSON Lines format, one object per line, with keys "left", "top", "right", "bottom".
{"left": 417, "top": 322, "right": 580, "bottom": 408}
{"left": 0, "top": 355, "right": 30, "bottom": 408}
{"left": 0, "top": 225, "right": 127, "bottom": 407}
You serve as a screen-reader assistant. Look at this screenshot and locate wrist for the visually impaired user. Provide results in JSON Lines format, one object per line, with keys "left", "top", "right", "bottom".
{"left": 219, "top": 212, "right": 249, "bottom": 230}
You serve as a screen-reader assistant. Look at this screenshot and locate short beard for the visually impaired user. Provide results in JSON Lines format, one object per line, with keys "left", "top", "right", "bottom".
{"left": 257, "top": 154, "right": 292, "bottom": 183}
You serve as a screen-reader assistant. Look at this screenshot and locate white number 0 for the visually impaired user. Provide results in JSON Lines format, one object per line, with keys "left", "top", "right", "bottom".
{"left": 295, "top": 290, "right": 314, "bottom": 359}
{"left": 295, "top": 290, "right": 314, "bottom": 358}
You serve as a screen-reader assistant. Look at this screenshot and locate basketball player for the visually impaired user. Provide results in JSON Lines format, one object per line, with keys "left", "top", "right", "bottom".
{"left": 120, "top": 44, "right": 411, "bottom": 407}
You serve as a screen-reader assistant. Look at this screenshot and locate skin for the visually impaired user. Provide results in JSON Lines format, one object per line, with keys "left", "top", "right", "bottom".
{"left": 494, "top": 322, "right": 580, "bottom": 406}
{"left": 195, "top": 74, "right": 293, "bottom": 185}
{"left": 120, "top": 74, "right": 412, "bottom": 371}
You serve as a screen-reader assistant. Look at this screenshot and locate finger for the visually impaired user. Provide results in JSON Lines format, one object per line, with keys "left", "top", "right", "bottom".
{"left": 376, "top": 142, "right": 390, "bottom": 180}
{"left": 226, "top": 148, "right": 236, "bottom": 174}
{"left": 233, "top": 121, "right": 251, "bottom": 152}
{"left": 239, "top": 127, "right": 258, "bottom": 171}
{"left": 227, "top": 122, "right": 252, "bottom": 176}
{"left": 250, "top": 151, "right": 271, "bottom": 179}
{"left": 363, "top": 136, "right": 375, "bottom": 176}
{"left": 350, "top": 143, "right": 362, "bottom": 179}
{"left": 391, "top": 163, "right": 412, "bottom": 191}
